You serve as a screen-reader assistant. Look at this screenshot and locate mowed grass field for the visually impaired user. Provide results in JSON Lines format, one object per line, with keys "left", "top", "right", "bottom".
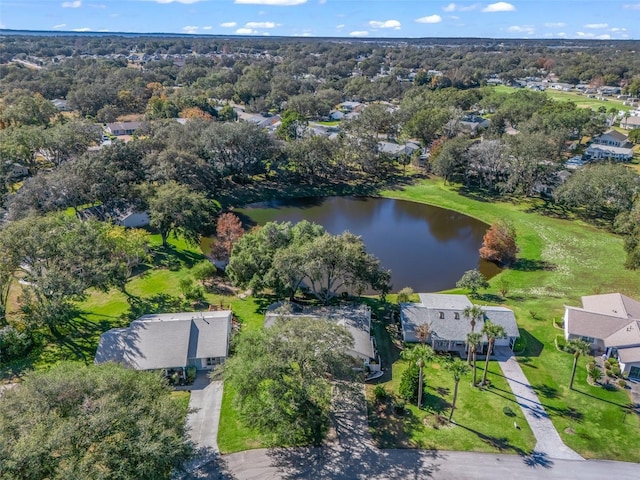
{"left": 491, "top": 85, "right": 633, "bottom": 112}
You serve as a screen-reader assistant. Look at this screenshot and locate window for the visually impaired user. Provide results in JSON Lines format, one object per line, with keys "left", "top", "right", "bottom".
{"left": 206, "top": 357, "right": 221, "bottom": 366}
{"left": 580, "top": 336, "right": 595, "bottom": 344}
{"left": 439, "top": 311, "right": 444, "bottom": 319}
{"left": 454, "top": 312, "right": 460, "bottom": 320}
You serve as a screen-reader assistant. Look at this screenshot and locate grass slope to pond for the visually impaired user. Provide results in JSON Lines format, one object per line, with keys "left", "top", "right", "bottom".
{"left": 491, "top": 85, "right": 633, "bottom": 112}
{"left": 379, "top": 179, "right": 640, "bottom": 462}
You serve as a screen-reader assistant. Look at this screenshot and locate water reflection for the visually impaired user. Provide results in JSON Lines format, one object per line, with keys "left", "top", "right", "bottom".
{"left": 235, "top": 196, "right": 500, "bottom": 293}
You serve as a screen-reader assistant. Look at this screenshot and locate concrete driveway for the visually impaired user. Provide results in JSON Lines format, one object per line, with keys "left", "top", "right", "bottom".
{"left": 185, "top": 373, "right": 223, "bottom": 452}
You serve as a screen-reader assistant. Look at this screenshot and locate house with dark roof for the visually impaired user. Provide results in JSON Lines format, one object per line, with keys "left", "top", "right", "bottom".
{"left": 400, "top": 294, "right": 519, "bottom": 354}
{"left": 95, "top": 311, "right": 232, "bottom": 371}
{"left": 264, "top": 302, "right": 381, "bottom": 375}
{"left": 564, "top": 293, "right": 640, "bottom": 379}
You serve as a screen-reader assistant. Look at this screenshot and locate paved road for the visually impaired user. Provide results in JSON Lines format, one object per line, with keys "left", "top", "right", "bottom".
{"left": 495, "top": 349, "right": 583, "bottom": 460}
{"left": 184, "top": 379, "right": 640, "bottom": 480}
{"left": 185, "top": 374, "right": 224, "bottom": 452}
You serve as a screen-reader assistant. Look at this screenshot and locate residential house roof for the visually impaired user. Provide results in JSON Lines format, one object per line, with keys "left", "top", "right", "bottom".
{"left": 564, "top": 307, "right": 629, "bottom": 341}
{"left": 621, "top": 116, "right": 640, "bottom": 128}
{"left": 617, "top": 346, "right": 640, "bottom": 364}
{"left": 585, "top": 144, "right": 634, "bottom": 158}
{"left": 581, "top": 293, "right": 640, "bottom": 319}
{"left": 106, "top": 121, "right": 142, "bottom": 133}
{"left": 95, "top": 311, "right": 232, "bottom": 370}
{"left": 594, "top": 130, "right": 629, "bottom": 145}
{"left": 401, "top": 294, "right": 519, "bottom": 343}
{"left": 264, "top": 302, "right": 374, "bottom": 360}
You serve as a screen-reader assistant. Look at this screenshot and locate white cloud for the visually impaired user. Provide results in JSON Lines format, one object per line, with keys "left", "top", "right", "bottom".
{"left": 556, "top": 32, "right": 567, "bottom": 37}
{"left": 349, "top": 30, "right": 369, "bottom": 37}
{"left": 336, "top": 24, "right": 345, "bottom": 29}
{"left": 416, "top": 15, "right": 442, "bottom": 24}
{"left": 220, "top": 22, "right": 237, "bottom": 27}
{"left": 52, "top": 23, "right": 67, "bottom": 29}
{"left": 507, "top": 25, "right": 534, "bottom": 35}
{"left": 544, "top": 22, "right": 566, "bottom": 28}
{"left": 576, "top": 31, "right": 593, "bottom": 37}
{"left": 442, "top": 3, "right": 478, "bottom": 12}
{"left": 236, "top": 27, "right": 257, "bottom": 34}
{"left": 202, "top": 26, "right": 212, "bottom": 30}
{"left": 61, "top": 1, "right": 82, "bottom": 8}
{"left": 234, "top": 0, "right": 307, "bottom": 5}
{"left": 623, "top": 3, "right": 640, "bottom": 9}
{"left": 369, "top": 20, "right": 401, "bottom": 29}
{"left": 72, "top": 27, "right": 92, "bottom": 31}
{"left": 611, "top": 27, "right": 627, "bottom": 32}
{"left": 182, "top": 25, "right": 199, "bottom": 34}
{"left": 597, "top": 34, "right": 611, "bottom": 39}
{"left": 584, "top": 23, "right": 608, "bottom": 29}
{"left": 245, "top": 21, "right": 278, "bottom": 28}
{"left": 482, "top": 2, "right": 515, "bottom": 12}
{"left": 89, "top": 3, "right": 106, "bottom": 8}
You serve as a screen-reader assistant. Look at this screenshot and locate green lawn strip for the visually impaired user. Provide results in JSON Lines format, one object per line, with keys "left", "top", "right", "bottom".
{"left": 217, "top": 382, "right": 268, "bottom": 453}
{"left": 491, "top": 85, "right": 632, "bottom": 112}
{"left": 367, "top": 358, "right": 536, "bottom": 453}
{"left": 379, "top": 178, "right": 640, "bottom": 461}
{"left": 171, "top": 390, "right": 191, "bottom": 414}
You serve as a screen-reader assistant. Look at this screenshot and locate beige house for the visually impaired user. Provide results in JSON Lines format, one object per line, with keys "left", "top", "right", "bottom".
{"left": 564, "top": 293, "right": 640, "bottom": 379}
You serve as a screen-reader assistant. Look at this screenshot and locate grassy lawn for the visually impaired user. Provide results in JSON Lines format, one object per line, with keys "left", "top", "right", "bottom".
{"left": 377, "top": 178, "right": 640, "bottom": 461}
{"left": 367, "top": 358, "right": 536, "bottom": 454}
{"left": 316, "top": 120, "right": 341, "bottom": 126}
{"left": 217, "top": 382, "right": 268, "bottom": 453}
{"left": 491, "top": 85, "right": 632, "bottom": 112}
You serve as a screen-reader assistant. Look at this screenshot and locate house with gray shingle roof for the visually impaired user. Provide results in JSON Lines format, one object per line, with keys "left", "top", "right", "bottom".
{"left": 564, "top": 293, "right": 640, "bottom": 379}
{"left": 94, "top": 310, "right": 232, "bottom": 371}
{"left": 400, "top": 293, "right": 519, "bottom": 355}
{"left": 264, "top": 302, "right": 380, "bottom": 374}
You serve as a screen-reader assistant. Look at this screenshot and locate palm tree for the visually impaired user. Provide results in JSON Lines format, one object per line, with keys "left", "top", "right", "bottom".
{"left": 481, "top": 320, "right": 506, "bottom": 386}
{"left": 466, "top": 332, "right": 483, "bottom": 386}
{"left": 463, "top": 305, "right": 484, "bottom": 364}
{"left": 401, "top": 344, "right": 435, "bottom": 409}
{"left": 566, "top": 339, "right": 591, "bottom": 390}
{"left": 446, "top": 358, "right": 470, "bottom": 422}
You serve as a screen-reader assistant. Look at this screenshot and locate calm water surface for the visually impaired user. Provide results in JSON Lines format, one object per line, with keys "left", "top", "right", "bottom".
{"left": 236, "top": 196, "right": 500, "bottom": 293}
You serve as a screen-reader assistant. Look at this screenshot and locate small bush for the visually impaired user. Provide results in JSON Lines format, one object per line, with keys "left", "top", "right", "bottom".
{"left": 399, "top": 364, "right": 422, "bottom": 403}
{"left": 396, "top": 287, "right": 414, "bottom": 304}
{"left": 618, "top": 379, "right": 627, "bottom": 388}
{"left": 607, "top": 357, "right": 618, "bottom": 365}
{"left": 502, "top": 406, "right": 516, "bottom": 417}
{"left": 0, "top": 325, "right": 34, "bottom": 362}
{"left": 186, "top": 366, "right": 197, "bottom": 384}
{"left": 587, "top": 361, "right": 596, "bottom": 370}
{"left": 513, "top": 336, "right": 527, "bottom": 353}
{"left": 612, "top": 366, "right": 621, "bottom": 377}
{"left": 373, "top": 385, "right": 388, "bottom": 403}
{"left": 588, "top": 366, "right": 603, "bottom": 383}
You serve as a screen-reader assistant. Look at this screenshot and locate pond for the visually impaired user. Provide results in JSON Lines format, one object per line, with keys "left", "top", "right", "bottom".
{"left": 234, "top": 196, "right": 500, "bottom": 293}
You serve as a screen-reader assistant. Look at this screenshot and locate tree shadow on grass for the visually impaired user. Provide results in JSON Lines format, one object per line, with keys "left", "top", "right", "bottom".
{"left": 422, "top": 390, "right": 451, "bottom": 415}
{"left": 122, "top": 293, "right": 188, "bottom": 322}
{"left": 511, "top": 259, "right": 556, "bottom": 272}
{"left": 151, "top": 243, "right": 205, "bottom": 270}
{"left": 532, "top": 384, "right": 559, "bottom": 399}
{"left": 519, "top": 329, "right": 544, "bottom": 357}
{"left": 474, "top": 293, "right": 504, "bottom": 303}
{"left": 451, "top": 420, "right": 529, "bottom": 456}
{"left": 572, "top": 387, "right": 639, "bottom": 410}
{"left": 486, "top": 385, "right": 584, "bottom": 423}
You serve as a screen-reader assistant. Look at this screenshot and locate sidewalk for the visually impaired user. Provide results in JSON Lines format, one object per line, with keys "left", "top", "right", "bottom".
{"left": 495, "top": 349, "right": 583, "bottom": 460}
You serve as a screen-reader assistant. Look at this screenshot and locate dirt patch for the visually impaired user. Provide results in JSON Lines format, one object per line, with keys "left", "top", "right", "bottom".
{"left": 564, "top": 427, "right": 576, "bottom": 435}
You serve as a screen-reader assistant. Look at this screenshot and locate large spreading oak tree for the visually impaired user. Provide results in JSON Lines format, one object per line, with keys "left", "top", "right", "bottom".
{"left": 0, "top": 362, "right": 193, "bottom": 480}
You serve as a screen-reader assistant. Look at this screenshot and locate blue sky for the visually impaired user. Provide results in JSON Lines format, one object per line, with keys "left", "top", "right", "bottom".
{"left": 1, "top": 1, "right": 638, "bottom": 39}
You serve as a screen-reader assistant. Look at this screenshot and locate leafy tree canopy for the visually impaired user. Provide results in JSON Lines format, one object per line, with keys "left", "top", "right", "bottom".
{"left": 0, "top": 362, "right": 192, "bottom": 480}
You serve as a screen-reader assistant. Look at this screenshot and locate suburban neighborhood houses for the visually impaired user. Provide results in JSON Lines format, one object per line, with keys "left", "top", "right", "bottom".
{"left": 2, "top": 26, "right": 640, "bottom": 479}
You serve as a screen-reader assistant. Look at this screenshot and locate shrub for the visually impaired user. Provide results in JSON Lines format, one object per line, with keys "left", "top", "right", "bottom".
{"left": 502, "top": 406, "right": 516, "bottom": 417}
{"left": 0, "top": 325, "right": 34, "bottom": 362}
{"left": 373, "top": 385, "right": 388, "bottom": 403}
{"left": 192, "top": 261, "right": 217, "bottom": 286}
{"left": 479, "top": 220, "right": 519, "bottom": 266}
{"left": 612, "top": 366, "right": 621, "bottom": 377}
{"left": 399, "top": 364, "right": 422, "bottom": 403}
{"left": 618, "top": 379, "right": 627, "bottom": 388}
{"left": 588, "top": 366, "right": 603, "bottom": 383}
{"left": 186, "top": 366, "right": 197, "bottom": 384}
{"left": 587, "top": 361, "right": 596, "bottom": 370}
{"left": 396, "top": 287, "right": 414, "bottom": 304}
{"left": 607, "top": 357, "right": 618, "bottom": 365}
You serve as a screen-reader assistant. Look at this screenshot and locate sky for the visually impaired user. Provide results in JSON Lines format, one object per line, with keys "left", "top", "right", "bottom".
{"left": 0, "top": 1, "right": 639, "bottom": 40}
